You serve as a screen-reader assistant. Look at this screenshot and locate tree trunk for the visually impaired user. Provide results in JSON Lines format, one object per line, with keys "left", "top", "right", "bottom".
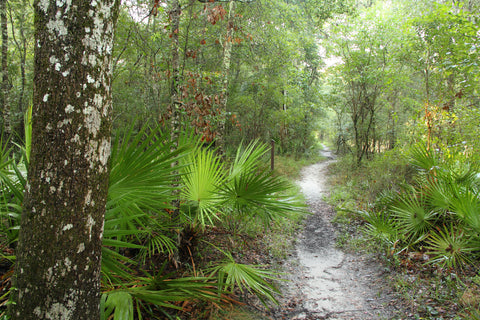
{"left": 0, "top": 0, "right": 10, "bottom": 136}
{"left": 169, "top": 0, "right": 181, "bottom": 143}
{"left": 8, "top": 0, "right": 28, "bottom": 120}
{"left": 168, "top": 0, "right": 183, "bottom": 267}
{"left": 217, "top": 0, "right": 235, "bottom": 153}
{"left": 12, "top": 1, "right": 120, "bottom": 319}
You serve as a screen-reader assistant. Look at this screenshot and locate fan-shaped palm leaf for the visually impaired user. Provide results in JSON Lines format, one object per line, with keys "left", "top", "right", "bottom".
{"left": 101, "top": 291, "right": 134, "bottom": 320}
{"left": 102, "top": 273, "right": 225, "bottom": 320}
{"left": 138, "top": 230, "right": 177, "bottom": 263}
{"left": 426, "top": 224, "right": 475, "bottom": 269}
{"left": 408, "top": 144, "right": 439, "bottom": 173}
{"left": 103, "top": 125, "right": 191, "bottom": 280}
{"left": 0, "top": 146, "right": 26, "bottom": 246}
{"left": 223, "top": 141, "right": 305, "bottom": 224}
{"left": 449, "top": 188, "right": 480, "bottom": 234}
{"left": 181, "top": 147, "right": 226, "bottom": 229}
{"left": 108, "top": 125, "right": 186, "bottom": 227}
{"left": 360, "top": 210, "right": 400, "bottom": 246}
{"left": 423, "top": 175, "right": 454, "bottom": 215}
{"left": 390, "top": 187, "right": 436, "bottom": 241}
{"left": 451, "top": 160, "right": 480, "bottom": 187}
{"left": 209, "top": 249, "right": 281, "bottom": 305}
{"left": 228, "top": 140, "right": 268, "bottom": 180}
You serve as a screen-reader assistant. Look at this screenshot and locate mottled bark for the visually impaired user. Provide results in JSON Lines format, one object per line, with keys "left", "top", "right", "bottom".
{"left": 12, "top": 1, "right": 120, "bottom": 319}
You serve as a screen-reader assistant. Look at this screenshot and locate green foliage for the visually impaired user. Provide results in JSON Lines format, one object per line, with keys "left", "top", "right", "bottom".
{"left": 425, "top": 224, "right": 475, "bottom": 269}
{"left": 328, "top": 150, "right": 411, "bottom": 210}
{"left": 179, "top": 139, "right": 305, "bottom": 236}
{"left": 181, "top": 146, "right": 226, "bottom": 229}
{"left": 223, "top": 140, "right": 305, "bottom": 226}
{"left": 22, "top": 104, "right": 32, "bottom": 165}
{"left": 102, "top": 128, "right": 303, "bottom": 315}
{"left": 360, "top": 210, "right": 399, "bottom": 248}
{"left": 108, "top": 125, "right": 184, "bottom": 221}
{"left": 363, "top": 144, "right": 480, "bottom": 269}
{"left": 209, "top": 247, "right": 281, "bottom": 306}
{"left": 390, "top": 188, "right": 435, "bottom": 242}
{"left": 0, "top": 139, "right": 25, "bottom": 248}
{"left": 0, "top": 121, "right": 304, "bottom": 317}
{"left": 101, "top": 275, "right": 224, "bottom": 320}
{"left": 102, "top": 125, "right": 184, "bottom": 280}
{"left": 101, "top": 291, "right": 134, "bottom": 320}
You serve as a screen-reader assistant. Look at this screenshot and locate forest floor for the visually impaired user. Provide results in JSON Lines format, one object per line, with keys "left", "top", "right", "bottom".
{"left": 262, "top": 148, "right": 402, "bottom": 320}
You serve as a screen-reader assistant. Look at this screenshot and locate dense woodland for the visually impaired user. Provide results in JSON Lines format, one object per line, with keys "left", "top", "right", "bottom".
{"left": 0, "top": 0, "right": 479, "bottom": 319}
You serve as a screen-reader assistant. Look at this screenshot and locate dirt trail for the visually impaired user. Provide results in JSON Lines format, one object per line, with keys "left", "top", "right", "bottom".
{"left": 269, "top": 148, "right": 398, "bottom": 320}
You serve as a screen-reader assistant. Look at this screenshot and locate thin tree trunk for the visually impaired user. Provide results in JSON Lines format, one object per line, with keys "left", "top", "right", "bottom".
{"left": 217, "top": 0, "right": 235, "bottom": 153}
{"left": 0, "top": 0, "right": 10, "bottom": 136}
{"left": 8, "top": 1, "right": 28, "bottom": 118}
{"left": 168, "top": 0, "right": 183, "bottom": 267}
{"left": 169, "top": 0, "right": 181, "bottom": 145}
{"left": 12, "top": 1, "right": 120, "bottom": 319}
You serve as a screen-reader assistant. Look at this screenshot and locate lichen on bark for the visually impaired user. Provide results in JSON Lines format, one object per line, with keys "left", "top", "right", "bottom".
{"left": 11, "top": 0, "right": 120, "bottom": 319}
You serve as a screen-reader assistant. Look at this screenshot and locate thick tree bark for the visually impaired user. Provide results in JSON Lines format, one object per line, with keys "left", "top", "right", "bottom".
{"left": 11, "top": 1, "right": 120, "bottom": 319}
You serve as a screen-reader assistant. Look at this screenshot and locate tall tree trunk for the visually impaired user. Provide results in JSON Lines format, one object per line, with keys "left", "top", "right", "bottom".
{"left": 169, "top": 0, "right": 181, "bottom": 143}
{"left": 168, "top": 0, "right": 183, "bottom": 266}
{"left": 8, "top": 1, "right": 28, "bottom": 119}
{"left": 217, "top": 0, "right": 235, "bottom": 153}
{"left": 12, "top": 1, "right": 120, "bottom": 319}
{"left": 0, "top": 0, "right": 10, "bottom": 136}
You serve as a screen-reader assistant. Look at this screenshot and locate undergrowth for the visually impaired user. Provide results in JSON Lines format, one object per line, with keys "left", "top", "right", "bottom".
{"left": 0, "top": 123, "right": 309, "bottom": 320}
{"left": 198, "top": 150, "right": 320, "bottom": 319}
{"left": 273, "top": 153, "right": 325, "bottom": 180}
{"left": 327, "top": 148, "right": 480, "bottom": 319}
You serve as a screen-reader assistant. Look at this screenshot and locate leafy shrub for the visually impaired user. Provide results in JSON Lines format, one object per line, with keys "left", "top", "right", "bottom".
{"left": 363, "top": 144, "right": 480, "bottom": 269}
{"left": 0, "top": 121, "right": 305, "bottom": 319}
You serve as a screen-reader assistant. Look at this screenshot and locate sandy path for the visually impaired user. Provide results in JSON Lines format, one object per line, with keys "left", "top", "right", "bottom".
{"left": 269, "top": 149, "right": 398, "bottom": 320}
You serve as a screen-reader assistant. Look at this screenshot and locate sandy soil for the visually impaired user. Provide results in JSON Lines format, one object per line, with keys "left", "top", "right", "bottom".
{"left": 267, "top": 149, "right": 401, "bottom": 320}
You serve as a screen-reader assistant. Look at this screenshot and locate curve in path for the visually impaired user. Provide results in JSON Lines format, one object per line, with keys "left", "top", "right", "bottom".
{"left": 270, "top": 148, "right": 397, "bottom": 320}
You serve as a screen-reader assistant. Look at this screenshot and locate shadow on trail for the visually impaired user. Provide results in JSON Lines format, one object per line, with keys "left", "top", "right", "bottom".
{"left": 268, "top": 147, "right": 398, "bottom": 320}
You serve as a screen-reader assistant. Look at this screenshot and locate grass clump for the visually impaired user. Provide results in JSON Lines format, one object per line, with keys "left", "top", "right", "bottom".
{"left": 273, "top": 153, "right": 325, "bottom": 179}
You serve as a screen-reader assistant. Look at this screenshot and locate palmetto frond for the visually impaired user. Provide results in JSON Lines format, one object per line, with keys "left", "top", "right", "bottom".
{"left": 228, "top": 140, "right": 268, "bottom": 180}
{"left": 223, "top": 140, "right": 305, "bottom": 224}
{"left": 451, "top": 160, "right": 480, "bottom": 188}
{"left": 102, "top": 273, "right": 224, "bottom": 320}
{"left": 0, "top": 142, "right": 25, "bottom": 246}
{"left": 449, "top": 188, "right": 480, "bottom": 234}
{"left": 422, "top": 176, "right": 453, "bottom": 215}
{"left": 360, "top": 210, "right": 400, "bottom": 246}
{"left": 426, "top": 224, "right": 475, "bottom": 269}
{"left": 103, "top": 125, "right": 189, "bottom": 280}
{"left": 408, "top": 144, "right": 439, "bottom": 173}
{"left": 101, "top": 291, "right": 134, "bottom": 320}
{"left": 108, "top": 125, "right": 185, "bottom": 226}
{"left": 390, "top": 187, "right": 436, "bottom": 241}
{"left": 209, "top": 248, "right": 281, "bottom": 306}
{"left": 181, "top": 147, "right": 226, "bottom": 229}
{"left": 138, "top": 230, "right": 177, "bottom": 263}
